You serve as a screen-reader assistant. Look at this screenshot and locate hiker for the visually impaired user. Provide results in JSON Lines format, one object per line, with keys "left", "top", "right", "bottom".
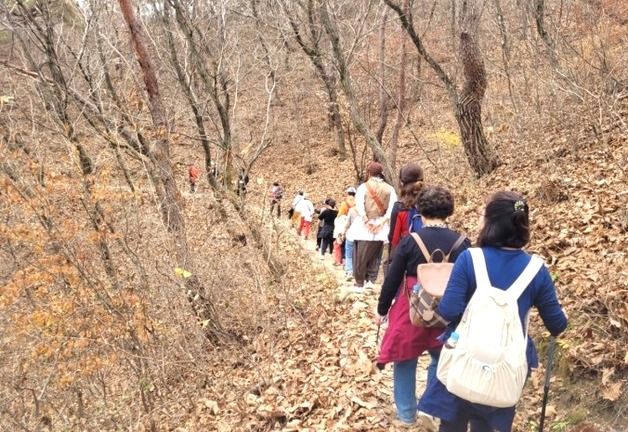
{"left": 333, "top": 211, "right": 348, "bottom": 266}
{"left": 315, "top": 199, "right": 331, "bottom": 251}
{"left": 188, "top": 163, "right": 201, "bottom": 193}
{"left": 338, "top": 186, "right": 357, "bottom": 216}
{"left": 342, "top": 205, "right": 359, "bottom": 280}
{"left": 337, "top": 186, "right": 356, "bottom": 264}
{"left": 377, "top": 186, "right": 471, "bottom": 428}
{"left": 237, "top": 168, "right": 249, "bottom": 196}
{"left": 318, "top": 199, "right": 338, "bottom": 259}
{"left": 269, "top": 182, "right": 284, "bottom": 217}
{"left": 351, "top": 162, "right": 397, "bottom": 291}
{"left": 418, "top": 191, "right": 568, "bottom": 432}
{"left": 295, "top": 193, "right": 315, "bottom": 240}
{"left": 383, "top": 163, "right": 424, "bottom": 275}
{"left": 289, "top": 190, "right": 304, "bottom": 225}
{"left": 389, "top": 163, "right": 424, "bottom": 250}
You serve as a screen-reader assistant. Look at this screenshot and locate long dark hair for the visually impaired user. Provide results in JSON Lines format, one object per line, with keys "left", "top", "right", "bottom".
{"left": 478, "top": 191, "right": 530, "bottom": 248}
{"left": 398, "top": 163, "right": 424, "bottom": 208}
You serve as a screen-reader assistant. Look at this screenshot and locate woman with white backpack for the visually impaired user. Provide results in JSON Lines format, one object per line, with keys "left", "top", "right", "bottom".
{"left": 418, "top": 191, "right": 568, "bottom": 432}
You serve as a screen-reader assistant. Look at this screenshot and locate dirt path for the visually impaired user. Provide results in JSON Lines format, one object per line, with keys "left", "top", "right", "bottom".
{"left": 270, "top": 214, "right": 434, "bottom": 430}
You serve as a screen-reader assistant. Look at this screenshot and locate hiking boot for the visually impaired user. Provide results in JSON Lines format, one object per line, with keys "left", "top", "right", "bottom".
{"left": 364, "top": 281, "right": 374, "bottom": 289}
{"left": 350, "top": 285, "right": 365, "bottom": 293}
{"left": 417, "top": 411, "right": 438, "bottom": 432}
{"left": 392, "top": 418, "right": 415, "bottom": 428}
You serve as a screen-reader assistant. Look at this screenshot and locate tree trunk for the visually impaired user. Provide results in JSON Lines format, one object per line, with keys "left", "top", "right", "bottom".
{"left": 494, "top": 0, "right": 517, "bottom": 112}
{"left": 385, "top": 0, "right": 499, "bottom": 177}
{"left": 328, "top": 88, "right": 346, "bottom": 159}
{"left": 117, "top": 0, "right": 224, "bottom": 340}
{"left": 170, "top": 1, "right": 233, "bottom": 188}
{"left": 456, "top": 32, "right": 500, "bottom": 177}
{"left": 319, "top": 1, "right": 395, "bottom": 184}
{"left": 375, "top": 8, "right": 389, "bottom": 145}
{"left": 388, "top": 0, "right": 409, "bottom": 170}
{"left": 534, "top": 0, "right": 558, "bottom": 67}
{"left": 162, "top": 1, "right": 217, "bottom": 189}
{"left": 282, "top": 0, "right": 346, "bottom": 160}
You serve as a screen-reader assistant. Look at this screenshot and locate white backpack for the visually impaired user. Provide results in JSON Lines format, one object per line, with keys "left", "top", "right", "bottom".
{"left": 436, "top": 248, "right": 543, "bottom": 408}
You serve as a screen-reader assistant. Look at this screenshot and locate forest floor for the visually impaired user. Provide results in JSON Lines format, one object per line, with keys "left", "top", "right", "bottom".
{"left": 176, "top": 200, "right": 619, "bottom": 432}
{"left": 171, "top": 92, "right": 627, "bottom": 432}
{"left": 179, "top": 207, "right": 439, "bottom": 432}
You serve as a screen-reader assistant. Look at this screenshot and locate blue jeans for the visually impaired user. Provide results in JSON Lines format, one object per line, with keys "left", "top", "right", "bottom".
{"left": 393, "top": 351, "right": 440, "bottom": 423}
{"left": 344, "top": 240, "right": 354, "bottom": 273}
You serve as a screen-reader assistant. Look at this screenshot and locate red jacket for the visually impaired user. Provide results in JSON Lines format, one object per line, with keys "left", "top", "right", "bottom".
{"left": 188, "top": 166, "right": 201, "bottom": 181}
{"left": 378, "top": 275, "right": 443, "bottom": 364}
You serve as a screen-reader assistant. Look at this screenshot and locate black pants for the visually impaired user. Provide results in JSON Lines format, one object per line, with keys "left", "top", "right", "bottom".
{"left": 320, "top": 235, "right": 334, "bottom": 255}
{"left": 439, "top": 406, "right": 499, "bottom": 432}
{"left": 316, "top": 226, "right": 323, "bottom": 249}
{"left": 270, "top": 200, "right": 281, "bottom": 217}
{"left": 352, "top": 240, "right": 383, "bottom": 286}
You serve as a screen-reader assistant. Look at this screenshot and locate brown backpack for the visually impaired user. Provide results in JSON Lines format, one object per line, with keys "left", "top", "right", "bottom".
{"left": 408, "top": 233, "right": 466, "bottom": 327}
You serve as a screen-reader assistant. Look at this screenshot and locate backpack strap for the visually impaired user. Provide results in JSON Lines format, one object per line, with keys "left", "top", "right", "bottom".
{"left": 506, "top": 255, "right": 544, "bottom": 300}
{"left": 410, "top": 233, "right": 432, "bottom": 263}
{"left": 365, "top": 182, "right": 386, "bottom": 214}
{"left": 469, "top": 248, "right": 491, "bottom": 289}
{"left": 444, "top": 235, "right": 467, "bottom": 263}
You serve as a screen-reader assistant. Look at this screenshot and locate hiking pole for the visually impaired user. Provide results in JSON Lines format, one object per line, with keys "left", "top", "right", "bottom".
{"left": 539, "top": 336, "right": 557, "bottom": 432}
{"left": 375, "top": 320, "right": 386, "bottom": 371}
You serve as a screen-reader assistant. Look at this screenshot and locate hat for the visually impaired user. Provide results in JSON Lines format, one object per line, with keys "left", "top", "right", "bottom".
{"left": 345, "top": 186, "right": 357, "bottom": 194}
{"left": 399, "top": 163, "right": 424, "bottom": 185}
{"left": 367, "top": 162, "right": 384, "bottom": 178}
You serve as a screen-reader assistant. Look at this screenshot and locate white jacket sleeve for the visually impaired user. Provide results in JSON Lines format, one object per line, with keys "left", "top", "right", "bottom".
{"left": 355, "top": 183, "right": 367, "bottom": 218}
{"left": 385, "top": 184, "right": 398, "bottom": 220}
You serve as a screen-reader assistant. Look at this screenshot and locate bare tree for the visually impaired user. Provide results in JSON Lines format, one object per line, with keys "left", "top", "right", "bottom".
{"left": 117, "top": 0, "right": 223, "bottom": 339}
{"left": 384, "top": 0, "right": 500, "bottom": 177}
{"left": 534, "top": 0, "right": 558, "bottom": 68}
{"left": 375, "top": 7, "right": 390, "bottom": 145}
{"left": 493, "top": 0, "right": 517, "bottom": 112}
{"left": 319, "top": 0, "right": 396, "bottom": 183}
{"left": 168, "top": 0, "right": 235, "bottom": 188}
{"left": 162, "top": 0, "right": 218, "bottom": 189}
{"left": 280, "top": 0, "right": 346, "bottom": 159}
{"left": 388, "top": 0, "right": 409, "bottom": 169}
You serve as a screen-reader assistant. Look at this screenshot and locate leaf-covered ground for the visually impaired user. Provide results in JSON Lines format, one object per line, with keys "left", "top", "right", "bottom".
{"left": 172, "top": 97, "right": 628, "bottom": 431}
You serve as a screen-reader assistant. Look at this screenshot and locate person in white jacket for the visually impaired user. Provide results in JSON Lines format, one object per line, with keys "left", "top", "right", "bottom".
{"left": 289, "top": 191, "right": 304, "bottom": 226}
{"left": 295, "top": 194, "right": 315, "bottom": 240}
{"left": 351, "top": 162, "right": 397, "bottom": 291}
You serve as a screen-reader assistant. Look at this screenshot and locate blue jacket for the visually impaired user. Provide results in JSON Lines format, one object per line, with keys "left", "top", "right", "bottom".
{"left": 418, "top": 247, "right": 568, "bottom": 431}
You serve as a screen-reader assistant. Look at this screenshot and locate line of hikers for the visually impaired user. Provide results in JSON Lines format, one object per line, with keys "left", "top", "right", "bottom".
{"left": 286, "top": 161, "right": 568, "bottom": 432}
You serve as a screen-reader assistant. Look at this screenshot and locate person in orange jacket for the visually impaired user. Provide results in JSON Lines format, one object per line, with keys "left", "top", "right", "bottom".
{"left": 188, "top": 163, "right": 201, "bottom": 193}
{"left": 338, "top": 186, "right": 356, "bottom": 216}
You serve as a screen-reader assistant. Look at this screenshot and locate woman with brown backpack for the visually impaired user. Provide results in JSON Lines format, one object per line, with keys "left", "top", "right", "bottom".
{"left": 376, "top": 186, "right": 471, "bottom": 428}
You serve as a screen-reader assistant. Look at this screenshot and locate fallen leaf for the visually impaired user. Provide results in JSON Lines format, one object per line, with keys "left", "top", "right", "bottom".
{"left": 350, "top": 395, "right": 377, "bottom": 410}
{"left": 201, "top": 398, "right": 219, "bottom": 415}
{"left": 601, "top": 368, "right": 614, "bottom": 386}
{"left": 601, "top": 382, "right": 623, "bottom": 401}
{"left": 545, "top": 405, "right": 557, "bottom": 418}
